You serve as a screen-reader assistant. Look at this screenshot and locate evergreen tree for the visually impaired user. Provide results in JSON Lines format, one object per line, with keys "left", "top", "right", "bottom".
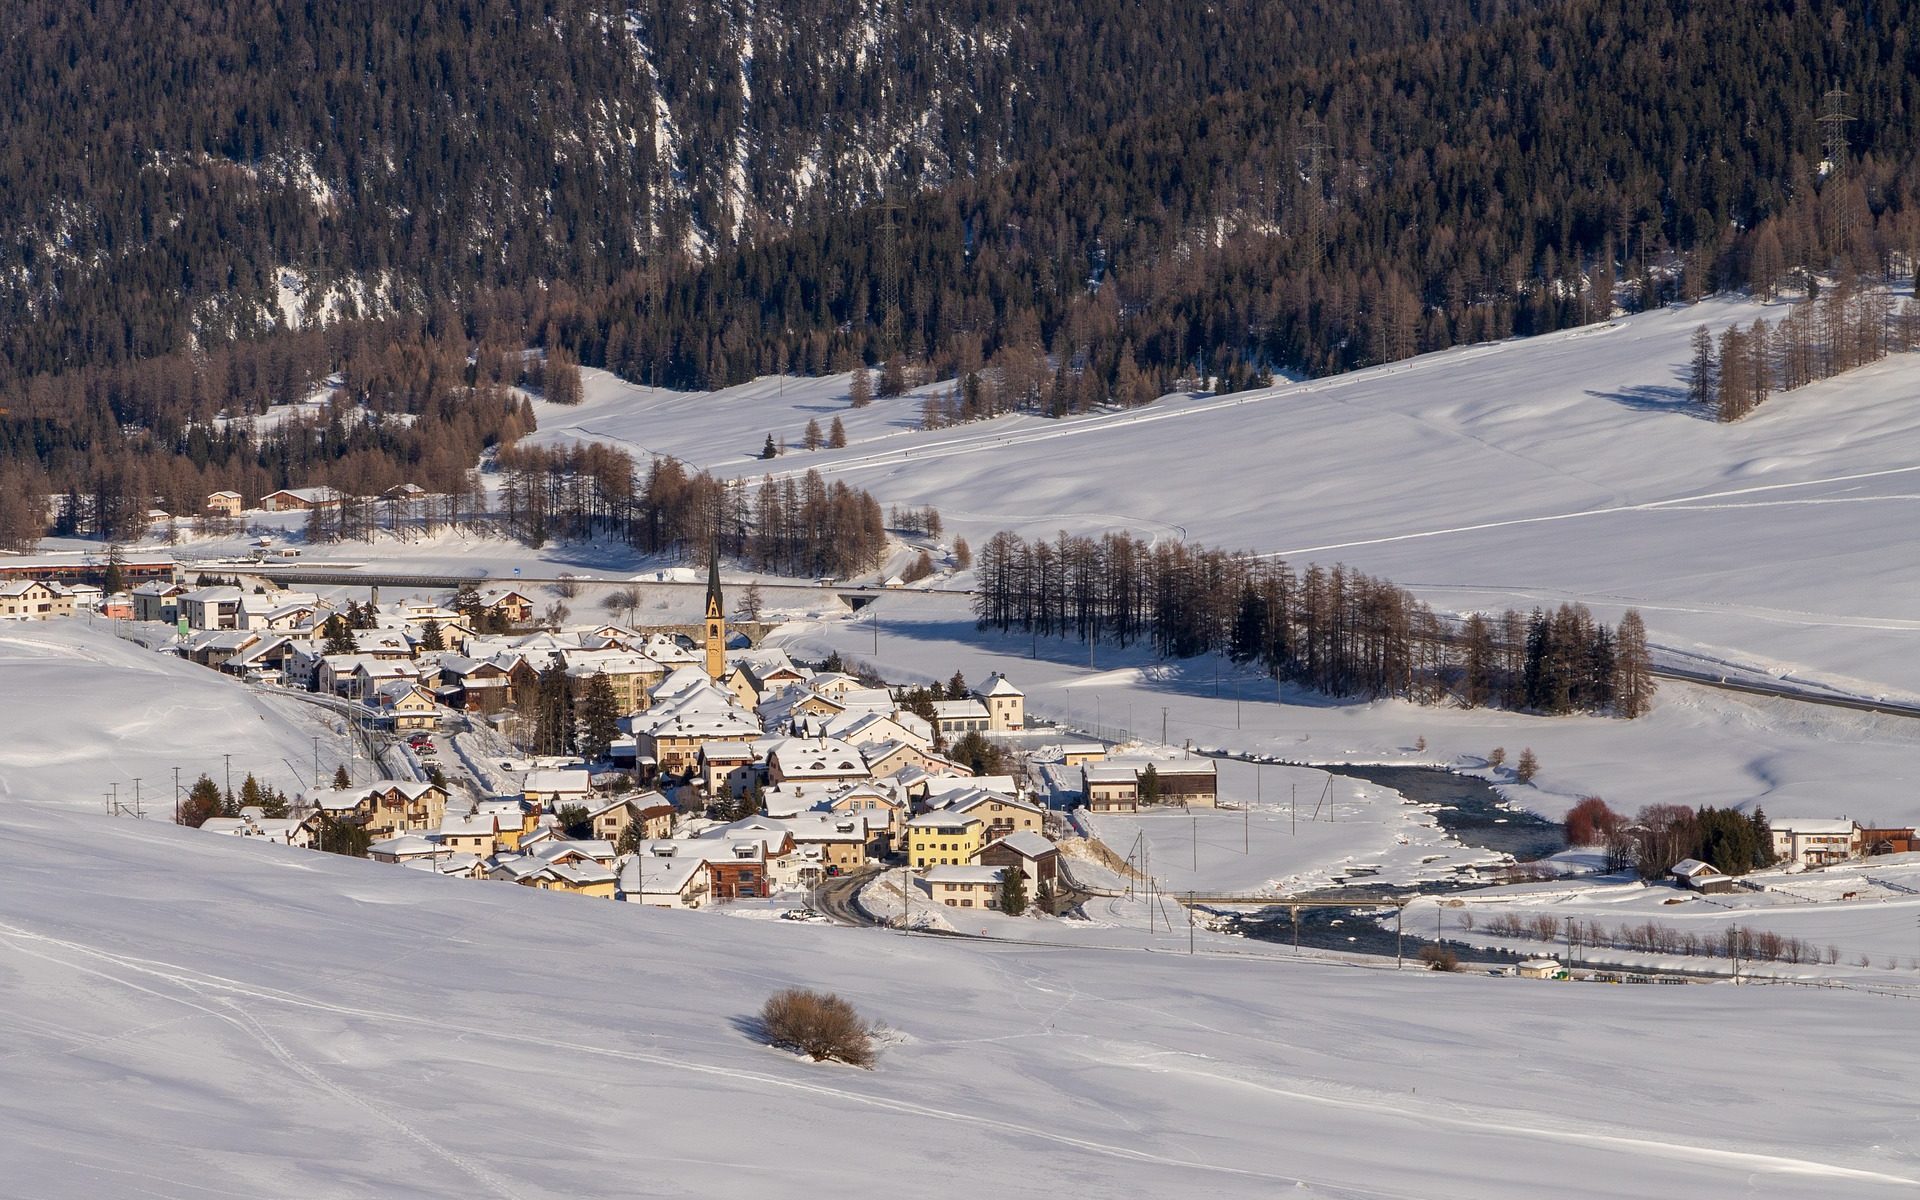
{"left": 578, "top": 672, "right": 621, "bottom": 762}
{"left": 997, "top": 867, "right": 1029, "bottom": 916}
{"left": 240, "top": 774, "right": 266, "bottom": 811}
{"left": 321, "top": 614, "right": 357, "bottom": 655}
{"left": 419, "top": 619, "right": 446, "bottom": 651}
{"left": 332, "top": 764, "right": 352, "bottom": 788}
{"left": 1138, "top": 763, "right": 1162, "bottom": 804}
{"left": 1035, "top": 879, "right": 1057, "bottom": 915}
{"left": 101, "top": 542, "right": 126, "bottom": 597}
{"left": 1688, "top": 325, "right": 1717, "bottom": 408}
{"left": 533, "top": 663, "right": 575, "bottom": 755}
{"left": 175, "top": 774, "right": 223, "bottom": 827}
{"left": 761, "top": 434, "right": 779, "bottom": 460}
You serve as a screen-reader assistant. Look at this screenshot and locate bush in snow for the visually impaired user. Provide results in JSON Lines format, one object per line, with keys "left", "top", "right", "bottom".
{"left": 760, "top": 988, "right": 877, "bottom": 1068}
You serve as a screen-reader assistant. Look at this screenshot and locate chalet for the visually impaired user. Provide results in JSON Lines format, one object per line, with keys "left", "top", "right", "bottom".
{"left": 477, "top": 588, "right": 537, "bottom": 625}
{"left": 1669, "top": 858, "right": 1737, "bottom": 894}
{"left": 222, "top": 635, "right": 296, "bottom": 678}
{"left": 1770, "top": 819, "right": 1861, "bottom": 867}
{"left": 630, "top": 678, "right": 764, "bottom": 777}
{"left": 908, "top": 810, "right": 986, "bottom": 868}
{"left": 698, "top": 741, "right": 761, "bottom": 799}
{"left": 924, "top": 865, "right": 1007, "bottom": 911}
{"left": 111, "top": 576, "right": 181, "bottom": 619}
{"left": 765, "top": 737, "right": 871, "bottom": 788}
{"left": 562, "top": 649, "right": 667, "bottom": 713}
{"left": 583, "top": 792, "right": 676, "bottom": 843}
{"left": 617, "top": 852, "right": 708, "bottom": 908}
{"left": 200, "top": 810, "right": 321, "bottom": 848}
{"left": 366, "top": 680, "right": 438, "bottom": 731}
{"left": 754, "top": 813, "right": 884, "bottom": 871}
{"left": 204, "top": 490, "right": 244, "bottom": 517}
{"left": 0, "top": 580, "right": 75, "bottom": 620}
{"left": 974, "top": 673, "right": 1025, "bottom": 731}
{"left": 260, "top": 485, "right": 345, "bottom": 512}
{"left": 382, "top": 482, "right": 428, "bottom": 501}
{"left": 436, "top": 814, "right": 501, "bottom": 857}
{"left": 973, "top": 830, "right": 1061, "bottom": 893}
{"left": 355, "top": 780, "right": 448, "bottom": 836}
{"left": 943, "top": 790, "right": 1046, "bottom": 839}
{"left": 862, "top": 739, "right": 942, "bottom": 780}
{"left": 523, "top": 769, "right": 592, "bottom": 811}
{"left": 181, "top": 629, "right": 263, "bottom": 670}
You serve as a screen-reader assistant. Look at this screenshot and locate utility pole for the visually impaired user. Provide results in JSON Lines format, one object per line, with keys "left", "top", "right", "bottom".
{"left": 312, "top": 735, "right": 321, "bottom": 789}
{"left": 878, "top": 204, "right": 903, "bottom": 355}
{"left": 1291, "top": 783, "right": 1297, "bottom": 835}
{"left": 223, "top": 754, "right": 232, "bottom": 800}
{"left": 1189, "top": 892, "right": 1195, "bottom": 955}
{"left": 173, "top": 767, "right": 182, "bottom": 817}
{"left": 1160, "top": 706, "right": 1168, "bottom": 746}
{"left": 1395, "top": 903, "right": 1404, "bottom": 969}
{"left": 132, "top": 777, "right": 143, "bottom": 819}
{"left": 1192, "top": 811, "right": 1198, "bottom": 871}
{"left": 1291, "top": 904, "right": 1300, "bottom": 951}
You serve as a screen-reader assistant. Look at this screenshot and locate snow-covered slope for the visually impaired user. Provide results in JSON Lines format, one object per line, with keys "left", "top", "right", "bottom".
{"left": 3, "top": 801, "right": 1916, "bottom": 1199}
{"left": 539, "top": 296, "right": 1920, "bottom": 700}
{"left": 0, "top": 623, "right": 335, "bottom": 810}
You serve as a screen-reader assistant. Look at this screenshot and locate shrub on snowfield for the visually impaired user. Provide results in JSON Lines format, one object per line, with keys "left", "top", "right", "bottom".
{"left": 760, "top": 988, "right": 877, "bottom": 1067}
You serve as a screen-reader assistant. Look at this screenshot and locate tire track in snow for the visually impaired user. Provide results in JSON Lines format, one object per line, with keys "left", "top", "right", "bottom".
{"left": 1266, "top": 464, "right": 1920, "bottom": 558}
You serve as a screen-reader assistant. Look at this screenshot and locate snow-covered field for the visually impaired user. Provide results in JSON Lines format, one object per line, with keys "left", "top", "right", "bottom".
{"left": 539, "top": 297, "right": 1920, "bottom": 705}
{"left": 5, "top": 800, "right": 1919, "bottom": 1199}
{"left": 0, "top": 622, "right": 338, "bottom": 809}
{"left": 765, "top": 592, "right": 1920, "bottom": 826}
{"left": 1081, "top": 763, "right": 1508, "bottom": 895}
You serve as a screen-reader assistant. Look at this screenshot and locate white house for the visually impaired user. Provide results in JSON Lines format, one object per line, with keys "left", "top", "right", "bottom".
{"left": 1769, "top": 819, "right": 1861, "bottom": 867}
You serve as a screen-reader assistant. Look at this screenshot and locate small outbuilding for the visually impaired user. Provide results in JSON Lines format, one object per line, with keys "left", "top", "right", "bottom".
{"left": 1516, "top": 958, "right": 1564, "bottom": 980}
{"left": 1669, "top": 857, "right": 1737, "bottom": 894}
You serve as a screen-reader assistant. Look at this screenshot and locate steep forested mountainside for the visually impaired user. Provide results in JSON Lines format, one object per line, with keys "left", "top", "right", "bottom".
{"left": 554, "top": 0, "right": 1920, "bottom": 392}
{"left": 0, "top": 0, "right": 1512, "bottom": 387}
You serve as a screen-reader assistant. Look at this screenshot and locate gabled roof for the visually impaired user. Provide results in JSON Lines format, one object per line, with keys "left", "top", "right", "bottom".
{"left": 978, "top": 831, "right": 1058, "bottom": 860}
{"left": 924, "top": 865, "right": 1005, "bottom": 886}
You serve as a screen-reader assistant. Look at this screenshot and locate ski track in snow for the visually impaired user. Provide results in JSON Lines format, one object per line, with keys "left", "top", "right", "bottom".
{"left": 4, "top": 919, "right": 1914, "bottom": 1193}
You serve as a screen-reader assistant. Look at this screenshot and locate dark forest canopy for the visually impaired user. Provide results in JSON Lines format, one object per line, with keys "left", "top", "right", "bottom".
{"left": 3, "top": 0, "right": 1919, "bottom": 529}
{"left": 0, "top": 0, "right": 1511, "bottom": 390}
{"left": 972, "top": 529, "right": 1655, "bottom": 716}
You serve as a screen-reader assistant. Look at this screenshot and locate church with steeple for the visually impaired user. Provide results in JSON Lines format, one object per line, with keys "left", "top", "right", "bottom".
{"left": 703, "top": 548, "right": 726, "bottom": 679}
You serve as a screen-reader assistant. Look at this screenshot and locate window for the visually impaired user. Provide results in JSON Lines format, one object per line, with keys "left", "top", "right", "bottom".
{"left": 960, "top": 899, "right": 973, "bottom": 907}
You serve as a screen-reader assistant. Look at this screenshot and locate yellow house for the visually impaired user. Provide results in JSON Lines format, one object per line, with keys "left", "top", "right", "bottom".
{"left": 907, "top": 811, "right": 985, "bottom": 868}
{"left": 531, "top": 861, "right": 618, "bottom": 898}
{"left": 974, "top": 674, "right": 1025, "bottom": 731}
{"left": 950, "top": 792, "right": 1045, "bottom": 840}
{"left": 437, "top": 814, "right": 500, "bottom": 856}
{"left": 204, "top": 490, "right": 244, "bottom": 517}
{"left": 586, "top": 792, "right": 676, "bottom": 843}
{"left": 0, "top": 580, "right": 75, "bottom": 620}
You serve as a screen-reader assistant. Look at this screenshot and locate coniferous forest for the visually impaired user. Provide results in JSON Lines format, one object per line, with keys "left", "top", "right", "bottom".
{"left": 972, "top": 530, "right": 1655, "bottom": 716}
{"left": 2, "top": 0, "right": 1919, "bottom": 554}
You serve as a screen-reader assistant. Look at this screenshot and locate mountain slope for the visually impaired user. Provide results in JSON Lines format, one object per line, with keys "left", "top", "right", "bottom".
{"left": 3, "top": 801, "right": 1916, "bottom": 1198}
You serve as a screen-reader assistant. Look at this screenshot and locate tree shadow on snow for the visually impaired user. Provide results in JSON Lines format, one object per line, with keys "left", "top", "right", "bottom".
{"left": 1584, "top": 383, "right": 1711, "bottom": 419}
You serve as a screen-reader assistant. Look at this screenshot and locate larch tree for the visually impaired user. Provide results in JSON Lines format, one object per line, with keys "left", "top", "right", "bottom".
{"left": 848, "top": 368, "right": 873, "bottom": 408}
{"left": 827, "top": 416, "right": 847, "bottom": 448}
{"left": 1611, "top": 609, "right": 1655, "bottom": 718}
{"left": 802, "top": 418, "right": 823, "bottom": 450}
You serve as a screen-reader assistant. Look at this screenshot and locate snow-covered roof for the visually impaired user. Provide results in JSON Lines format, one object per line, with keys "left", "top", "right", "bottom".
{"left": 1771, "top": 818, "right": 1857, "bottom": 835}
{"left": 524, "top": 769, "right": 592, "bottom": 796}
{"left": 924, "top": 865, "right": 1005, "bottom": 886}
{"left": 976, "top": 674, "right": 1024, "bottom": 698}
{"left": 980, "top": 831, "right": 1057, "bottom": 860}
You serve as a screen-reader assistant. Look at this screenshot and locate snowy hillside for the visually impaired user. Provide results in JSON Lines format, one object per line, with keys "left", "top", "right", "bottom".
{"left": 538, "top": 297, "right": 1920, "bottom": 701}
{"left": 0, "top": 623, "right": 338, "bottom": 810}
{"left": 4, "top": 801, "right": 1917, "bottom": 1199}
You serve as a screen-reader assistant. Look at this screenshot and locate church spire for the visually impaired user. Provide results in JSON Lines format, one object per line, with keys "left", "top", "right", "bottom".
{"left": 703, "top": 539, "right": 726, "bottom": 679}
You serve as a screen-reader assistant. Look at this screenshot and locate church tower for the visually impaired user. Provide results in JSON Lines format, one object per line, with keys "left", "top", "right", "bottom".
{"left": 703, "top": 546, "right": 726, "bottom": 680}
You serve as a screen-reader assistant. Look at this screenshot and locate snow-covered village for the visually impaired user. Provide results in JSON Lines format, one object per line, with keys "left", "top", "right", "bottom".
{"left": 8, "top": 7, "right": 1920, "bottom": 1195}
